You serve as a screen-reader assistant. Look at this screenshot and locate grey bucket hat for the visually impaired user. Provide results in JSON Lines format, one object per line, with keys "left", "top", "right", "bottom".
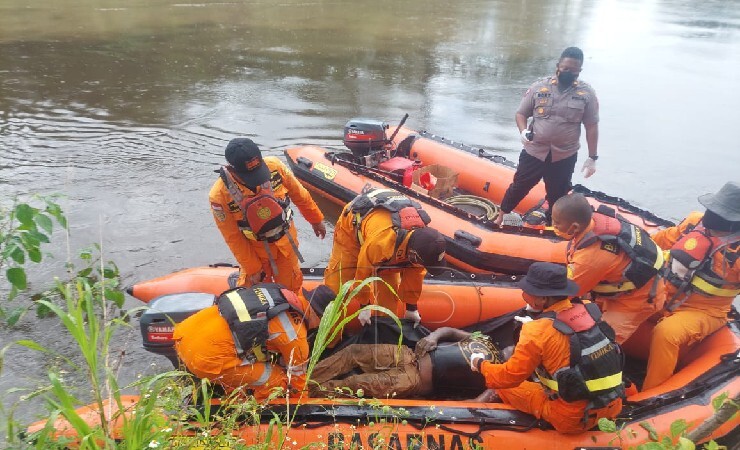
{"left": 698, "top": 181, "right": 740, "bottom": 222}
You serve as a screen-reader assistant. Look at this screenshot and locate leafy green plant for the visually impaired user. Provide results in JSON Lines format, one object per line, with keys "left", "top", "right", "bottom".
{"left": 0, "top": 195, "right": 66, "bottom": 322}
{"left": 597, "top": 413, "right": 730, "bottom": 450}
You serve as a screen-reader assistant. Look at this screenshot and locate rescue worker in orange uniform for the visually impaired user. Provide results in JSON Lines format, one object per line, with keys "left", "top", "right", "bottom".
{"left": 471, "top": 262, "right": 624, "bottom": 434}
{"left": 550, "top": 193, "right": 665, "bottom": 343}
{"left": 209, "top": 138, "right": 326, "bottom": 292}
{"left": 642, "top": 181, "right": 740, "bottom": 390}
{"left": 173, "top": 283, "right": 335, "bottom": 398}
{"left": 324, "top": 188, "right": 447, "bottom": 327}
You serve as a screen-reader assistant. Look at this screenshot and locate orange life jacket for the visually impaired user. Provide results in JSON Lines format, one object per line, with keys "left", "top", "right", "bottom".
{"left": 569, "top": 205, "right": 663, "bottom": 296}
{"left": 215, "top": 284, "right": 300, "bottom": 363}
{"left": 219, "top": 167, "right": 293, "bottom": 242}
{"left": 536, "top": 300, "right": 624, "bottom": 407}
{"left": 665, "top": 223, "right": 740, "bottom": 302}
{"left": 345, "top": 187, "right": 431, "bottom": 264}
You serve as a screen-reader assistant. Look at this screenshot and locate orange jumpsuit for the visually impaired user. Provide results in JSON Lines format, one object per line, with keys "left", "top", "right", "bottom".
{"left": 643, "top": 212, "right": 738, "bottom": 390}
{"left": 567, "top": 221, "right": 665, "bottom": 343}
{"left": 479, "top": 299, "right": 622, "bottom": 434}
{"left": 209, "top": 157, "right": 324, "bottom": 292}
{"left": 173, "top": 305, "right": 309, "bottom": 398}
{"left": 325, "top": 206, "right": 425, "bottom": 317}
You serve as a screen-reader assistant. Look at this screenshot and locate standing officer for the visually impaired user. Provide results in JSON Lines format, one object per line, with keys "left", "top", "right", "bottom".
{"left": 209, "top": 138, "right": 326, "bottom": 292}
{"left": 496, "top": 47, "right": 599, "bottom": 226}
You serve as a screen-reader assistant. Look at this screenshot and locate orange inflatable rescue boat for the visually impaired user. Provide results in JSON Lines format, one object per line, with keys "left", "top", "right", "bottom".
{"left": 285, "top": 117, "right": 674, "bottom": 274}
{"left": 26, "top": 265, "right": 740, "bottom": 448}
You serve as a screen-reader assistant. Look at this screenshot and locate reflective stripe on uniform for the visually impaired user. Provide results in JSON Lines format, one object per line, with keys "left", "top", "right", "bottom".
{"left": 256, "top": 288, "right": 276, "bottom": 307}
{"left": 226, "top": 291, "right": 252, "bottom": 322}
{"left": 591, "top": 249, "right": 663, "bottom": 294}
{"left": 580, "top": 338, "right": 611, "bottom": 356}
{"left": 539, "top": 372, "right": 622, "bottom": 393}
{"left": 585, "top": 372, "right": 623, "bottom": 392}
{"left": 691, "top": 277, "right": 740, "bottom": 297}
{"left": 272, "top": 311, "right": 298, "bottom": 342}
{"left": 253, "top": 364, "right": 273, "bottom": 386}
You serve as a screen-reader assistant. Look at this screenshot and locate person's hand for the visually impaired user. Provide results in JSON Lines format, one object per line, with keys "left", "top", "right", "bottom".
{"left": 470, "top": 352, "right": 486, "bottom": 372}
{"left": 415, "top": 335, "right": 439, "bottom": 356}
{"left": 312, "top": 222, "right": 327, "bottom": 239}
{"left": 468, "top": 388, "right": 500, "bottom": 403}
{"left": 520, "top": 128, "right": 533, "bottom": 144}
{"left": 514, "top": 315, "right": 534, "bottom": 324}
{"left": 246, "top": 271, "right": 263, "bottom": 285}
{"left": 493, "top": 212, "right": 504, "bottom": 227}
{"left": 404, "top": 308, "right": 422, "bottom": 328}
{"left": 581, "top": 158, "right": 596, "bottom": 178}
{"left": 357, "top": 308, "right": 372, "bottom": 326}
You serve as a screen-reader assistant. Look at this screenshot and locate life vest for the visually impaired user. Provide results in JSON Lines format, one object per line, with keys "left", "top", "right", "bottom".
{"left": 430, "top": 336, "right": 500, "bottom": 398}
{"left": 215, "top": 284, "right": 300, "bottom": 363}
{"left": 665, "top": 223, "right": 740, "bottom": 302}
{"left": 570, "top": 205, "right": 663, "bottom": 296}
{"left": 219, "top": 167, "right": 293, "bottom": 243}
{"left": 536, "top": 300, "right": 624, "bottom": 407}
{"left": 345, "top": 187, "right": 431, "bottom": 264}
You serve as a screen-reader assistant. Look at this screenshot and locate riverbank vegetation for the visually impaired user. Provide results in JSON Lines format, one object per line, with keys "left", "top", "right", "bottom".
{"left": 1, "top": 199, "right": 736, "bottom": 449}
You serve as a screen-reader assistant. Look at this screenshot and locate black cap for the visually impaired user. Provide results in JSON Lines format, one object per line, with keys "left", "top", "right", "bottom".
{"left": 224, "top": 138, "right": 270, "bottom": 187}
{"left": 408, "top": 227, "right": 447, "bottom": 275}
{"left": 517, "top": 262, "right": 579, "bottom": 297}
{"left": 301, "top": 285, "right": 336, "bottom": 316}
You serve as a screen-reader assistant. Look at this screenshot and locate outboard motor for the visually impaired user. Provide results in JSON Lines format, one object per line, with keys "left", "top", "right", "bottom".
{"left": 139, "top": 292, "right": 215, "bottom": 368}
{"left": 343, "top": 118, "right": 389, "bottom": 167}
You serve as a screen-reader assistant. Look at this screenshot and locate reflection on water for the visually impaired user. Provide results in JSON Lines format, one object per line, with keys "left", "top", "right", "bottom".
{"left": 1, "top": 0, "right": 739, "bottom": 425}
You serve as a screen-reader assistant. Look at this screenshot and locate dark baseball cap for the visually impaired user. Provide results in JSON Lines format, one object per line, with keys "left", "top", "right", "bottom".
{"left": 224, "top": 138, "right": 270, "bottom": 187}
{"left": 407, "top": 227, "right": 447, "bottom": 275}
{"left": 517, "top": 262, "right": 579, "bottom": 297}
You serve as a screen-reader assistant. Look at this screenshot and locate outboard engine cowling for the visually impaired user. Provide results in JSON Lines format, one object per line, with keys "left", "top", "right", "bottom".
{"left": 343, "top": 118, "right": 389, "bottom": 157}
{"left": 139, "top": 292, "right": 215, "bottom": 367}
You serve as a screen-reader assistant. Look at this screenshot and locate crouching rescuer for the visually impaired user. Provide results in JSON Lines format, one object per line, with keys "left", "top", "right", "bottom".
{"left": 173, "top": 283, "right": 320, "bottom": 398}
{"left": 471, "top": 262, "right": 624, "bottom": 433}
{"left": 324, "top": 187, "right": 447, "bottom": 328}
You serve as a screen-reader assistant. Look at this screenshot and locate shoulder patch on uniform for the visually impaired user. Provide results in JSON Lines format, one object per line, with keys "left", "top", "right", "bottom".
{"left": 228, "top": 201, "right": 240, "bottom": 213}
{"left": 683, "top": 237, "right": 697, "bottom": 251}
{"left": 210, "top": 202, "right": 223, "bottom": 211}
{"left": 270, "top": 171, "right": 282, "bottom": 190}
{"left": 600, "top": 241, "right": 620, "bottom": 254}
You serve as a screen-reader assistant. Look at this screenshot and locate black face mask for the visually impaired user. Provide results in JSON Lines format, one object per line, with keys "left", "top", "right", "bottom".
{"left": 557, "top": 71, "right": 578, "bottom": 86}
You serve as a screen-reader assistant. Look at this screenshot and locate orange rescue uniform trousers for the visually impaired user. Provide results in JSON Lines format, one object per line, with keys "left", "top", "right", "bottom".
{"left": 568, "top": 221, "right": 665, "bottom": 344}
{"left": 643, "top": 212, "right": 737, "bottom": 390}
{"left": 480, "top": 299, "right": 622, "bottom": 433}
{"left": 173, "top": 305, "right": 309, "bottom": 399}
{"left": 209, "top": 156, "right": 324, "bottom": 292}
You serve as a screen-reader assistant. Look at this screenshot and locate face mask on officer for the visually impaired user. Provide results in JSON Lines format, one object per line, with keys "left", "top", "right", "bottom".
{"left": 557, "top": 70, "right": 578, "bottom": 86}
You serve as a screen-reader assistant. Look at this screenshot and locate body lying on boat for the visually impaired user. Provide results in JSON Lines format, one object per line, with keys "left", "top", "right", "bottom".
{"left": 27, "top": 265, "right": 737, "bottom": 448}
{"left": 285, "top": 121, "right": 673, "bottom": 274}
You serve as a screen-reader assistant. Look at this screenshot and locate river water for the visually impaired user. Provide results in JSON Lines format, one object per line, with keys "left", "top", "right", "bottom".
{"left": 1, "top": 0, "right": 739, "bottom": 429}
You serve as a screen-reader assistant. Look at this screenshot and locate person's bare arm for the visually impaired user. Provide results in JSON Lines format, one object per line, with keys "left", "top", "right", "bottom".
{"left": 415, "top": 327, "right": 471, "bottom": 355}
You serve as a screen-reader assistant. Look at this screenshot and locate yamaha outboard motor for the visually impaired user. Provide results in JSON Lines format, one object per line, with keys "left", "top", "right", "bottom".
{"left": 343, "top": 118, "right": 389, "bottom": 167}
{"left": 139, "top": 292, "right": 215, "bottom": 368}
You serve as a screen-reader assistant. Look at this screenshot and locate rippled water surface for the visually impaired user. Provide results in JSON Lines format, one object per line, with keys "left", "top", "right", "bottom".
{"left": 1, "top": 0, "right": 739, "bottom": 426}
